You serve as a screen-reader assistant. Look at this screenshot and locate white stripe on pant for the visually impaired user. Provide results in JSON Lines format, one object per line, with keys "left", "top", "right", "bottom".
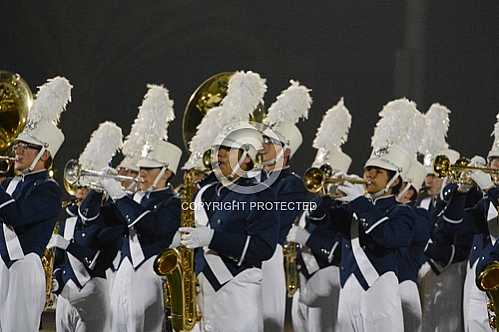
{"left": 110, "top": 256, "right": 165, "bottom": 332}
{"left": 1, "top": 253, "right": 45, "bottom": 332}
{"left": 261, "top": 245, "right": 285, "bottom": 332}
{"left": 56, "top": 278, "right": 110, "bottom": 332}
{"left": 336, "top": 272, "right": 404, "bottom": 332}
{"left": 463, "top": 261, "right": 492, "bottom": 332}
{"left": 399, "top": 280, "right": 422, "bottom": 332}
{"left": 197, "top": 268, "right": 263, "bottom": 332}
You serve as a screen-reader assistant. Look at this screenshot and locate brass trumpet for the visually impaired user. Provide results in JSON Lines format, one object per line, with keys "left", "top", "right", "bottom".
{"left": 304, "top": 164, "right": 368, "bottom": 196}
{"left": 476, "top": 261, "right": 499, "bottom": 330}
{"left": 64, "top": 159, "right": 138, "bottom": 191}
{"left": 0, "top": 156, "right": 15, "bottom": 174}
{"left": 433, "top": 155, "right": 499, "bottom": 184}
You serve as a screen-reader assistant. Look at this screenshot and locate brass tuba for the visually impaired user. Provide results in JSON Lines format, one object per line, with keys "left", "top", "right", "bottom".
{"left": 0, "top": 70, "right": 32, "bottom": 176}
{"left": 153, "top": 169, "right": 202, "bottom": 331}
{"left": 477, "top": 261, "right": 499, "bottom": 330}
{"left": 0, "top": 70, "right": 32, "bottom": 151}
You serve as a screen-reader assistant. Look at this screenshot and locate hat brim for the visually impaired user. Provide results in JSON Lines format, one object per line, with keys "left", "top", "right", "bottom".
{"left": 15, "top": 133, "right": 44, "bottom": 147}
{"left": 137, "top": 158, "right": 165, "bottom": 169}
{"left": 364, "top": 157, "right": 399, "bottom": 172}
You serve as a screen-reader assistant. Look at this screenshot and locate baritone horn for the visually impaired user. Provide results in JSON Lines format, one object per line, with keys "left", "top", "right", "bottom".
{"left": 476, "top": 261, "right": 499, "bottom": 330}
{"left": 64, "top": 159, "right": 138, "bottom": 190}
{"left": 304, "top": 164, "right": 368, "bottom": 196}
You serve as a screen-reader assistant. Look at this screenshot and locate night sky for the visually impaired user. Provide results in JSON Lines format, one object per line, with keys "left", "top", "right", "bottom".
{"left": 2, "top": 1, "right": 497, "bottom": 186}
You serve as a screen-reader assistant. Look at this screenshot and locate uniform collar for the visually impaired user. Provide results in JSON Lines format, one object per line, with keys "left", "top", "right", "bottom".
{"left": 371, "top": 194, "right": 397, "bottom": 209}
{"left": 18, "top": 169, "right": 49, "bottom": 182}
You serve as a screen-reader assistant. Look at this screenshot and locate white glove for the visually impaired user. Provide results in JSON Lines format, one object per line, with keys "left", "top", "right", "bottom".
{"left": 469, "top": 155, "right": 486, "bottom": 167}
{"left": 417, "top": 262, "right": 432, "bottom": 281}
{"left": 47, "top": 234, "right": 70, "bottom": 250}
{"left": 179, "top": 226, "right": 214, "bottom": 249}
{"left": 286, "top": 224, "right": 310, "bottom": 246}
{"left": 470, "top": 170, "right": 494, "bottom": 191}
{"left": 337, "top": 181, "right": 365, "bottom": 202}
{"left": 100, "top": 177, "right": 126, "bottom": 200}
{"left": 51, "top": 274, "right": 60, "bottom": 294}
{"left": 168, "top": 231, "right": 182, "bottom": 249}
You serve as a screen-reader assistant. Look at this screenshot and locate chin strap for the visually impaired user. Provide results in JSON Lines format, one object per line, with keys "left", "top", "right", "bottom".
{"left": 150, "top": 166, "right": 167, "bottom": 191}
{"left": 262, "top": 145, "right": 286, "bottom": 167}
{"left": 372, "top": 170, "right": 400, "bottom": 199}
{"left": 27, "top": 146, "right": 47, "bottom": 173}
{"left": 396, "top": 182, "right": 412, "bottom": 202}
{"left": 228, "top": 151, "right": 248, "bottom": 180}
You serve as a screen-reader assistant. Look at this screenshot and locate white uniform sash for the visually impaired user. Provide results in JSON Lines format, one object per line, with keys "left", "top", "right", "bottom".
{"left": 195, "top": 183, "right": 233, "bottom": 285}
{"left": 129, "top": 192, "right": 146, "bottom": 268}
{"left": 63, "top": 216, "right": 92, "bottom": 286}
{"left": 487, "top": 202, "right": 499, "bottom": 245}
{"left": 350, "top": 214, "right": 379, "bottom": 287}
{"left": 3, "top": 178, "right": 25, "bottom": 260}
{"left": 419, "top": 197, "right": 432, "bottom": 211}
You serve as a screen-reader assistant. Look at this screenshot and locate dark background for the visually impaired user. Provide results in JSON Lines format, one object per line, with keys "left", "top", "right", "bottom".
{"left": 2, "top": 1, "right": 498, "bottom": 186}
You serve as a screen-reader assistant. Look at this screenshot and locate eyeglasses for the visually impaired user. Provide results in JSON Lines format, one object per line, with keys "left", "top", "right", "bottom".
{"left": 12, "top": 142, "right": 42, "bottom": 153}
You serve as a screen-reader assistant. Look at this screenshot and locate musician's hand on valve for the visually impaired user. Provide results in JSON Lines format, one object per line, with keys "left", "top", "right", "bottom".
{"left": 336, "top": 182, "right": 365, "bottom": 202}
{"left": 470, "top": 170, "right": 494, "bottom": 192}
{"left": 469, "top": 155, "right": 487, "bottom": 167}
{"left": 47, "top": 234, "right": 70, "bottom": 250}
{"left": 100, "top": 177, "right": 126, "bottom": 200}
{"left": 179, "top": 226, "right": 214, "bottom": 249}
{"left": 168, "top": 231, "right": 182, "bottom": 249}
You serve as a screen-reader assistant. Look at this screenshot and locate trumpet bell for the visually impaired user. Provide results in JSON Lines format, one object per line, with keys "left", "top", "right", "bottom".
{"left": 433, "top": 154, "right": 450, "bottom": 178}
{"left": 64, "top": 159, "right": 80, "bottom": 185}
{"left": 0, "top": 156, "right": 15, "bottom": 175}
{"left": 0, "top": 71, "right": 32, "bottom": 151}
{"left": 303, "top": 167, "right": 325, "bottom": 194}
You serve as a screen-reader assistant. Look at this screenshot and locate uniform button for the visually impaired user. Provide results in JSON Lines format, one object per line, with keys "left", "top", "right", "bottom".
{"left": 63, "top": 270, "right": 66, "bottom": 274}
{"left": 345, "top": 244, "right": 350, "bottom": 248}
{"left": 217, "top": 219, "right": 221, "bottom": 225}
{"left": 473, "top": 246, "right": 477, "bottom": 250}
{"left": 81, "top": 233, "right": 86, "bottom": 238}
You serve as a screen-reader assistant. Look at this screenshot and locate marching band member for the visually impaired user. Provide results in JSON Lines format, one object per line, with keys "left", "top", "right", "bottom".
{"left": 49, "top": 121, "right": 124, "bottom": 332}
{"left": 439, "top": 114, "right": 499, "bottom": 332}
{"left": 331, "top": 99, "right": 417, "bottom": 331}
{"left": 100, "top": 85, "right": 182, "bottom": 332}
{"left": 180, "top": 71, "right": 278, "bottom": 332}
{"left": 417, "top": 104, "right": 468, "bottom": 332}
{"left": 381, "top": 101, "right": 430, "bottom": 332}
{"left": 0, "top": 77, "right": 72, "bottom": 331}
{"left": 397, "top": 160, "right": 431, "bottom": 332}
{"left": 289, "top": 98, "right": 353, "bottom": 332}
{"left": 260, "top": 80, "right": 312, "bottom": 332}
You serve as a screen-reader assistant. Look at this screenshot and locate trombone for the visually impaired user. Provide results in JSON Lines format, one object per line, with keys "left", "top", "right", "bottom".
{"left": 64, "top": 159, "right": 138, "bottom": 191}
{"left": 303, "top": 164, "right": 368, "bottom": 197}
{"left": 433, "top": 155, "right": 499, "bottom": 184}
